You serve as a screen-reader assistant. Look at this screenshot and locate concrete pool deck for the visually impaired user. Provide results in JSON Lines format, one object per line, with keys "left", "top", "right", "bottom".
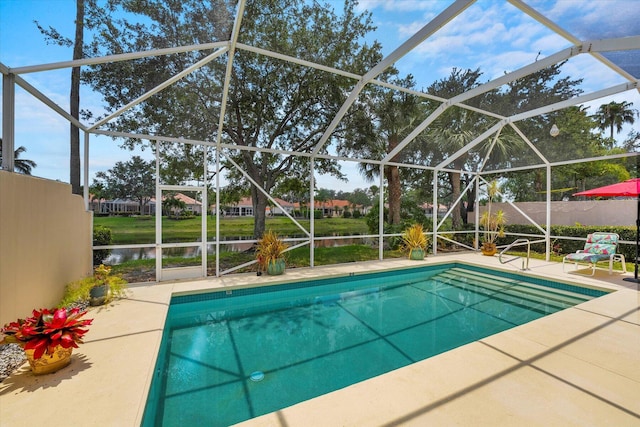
{"left": 1, "top": 253, "right": 639, "bottom": 426}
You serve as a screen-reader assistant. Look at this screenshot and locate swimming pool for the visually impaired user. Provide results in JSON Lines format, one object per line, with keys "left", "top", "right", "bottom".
{"left": 142, "top": 263, "right": 608, "bottom": 426}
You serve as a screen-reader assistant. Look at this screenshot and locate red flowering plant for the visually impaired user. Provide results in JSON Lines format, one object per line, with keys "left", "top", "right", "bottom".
{"left": 1, "top": 308, "right": 93, "bottom": 360}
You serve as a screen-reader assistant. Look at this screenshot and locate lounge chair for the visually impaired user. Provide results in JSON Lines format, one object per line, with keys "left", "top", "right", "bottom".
{"left": 562, "top": 232, "right": 626, "bottom": 276}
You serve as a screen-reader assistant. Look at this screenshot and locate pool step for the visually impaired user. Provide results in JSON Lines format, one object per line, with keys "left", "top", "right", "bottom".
{"left": 431, "top": 267, "right": 590, "bottom": 308}
{"left": 437, "top": 268, "right": 590, "bottom": 306}
{"left": 443, "top": 268, "right": 590, "bottom": 301}
{"left": 432, "top": 276, "right": 576, "bottom": 311}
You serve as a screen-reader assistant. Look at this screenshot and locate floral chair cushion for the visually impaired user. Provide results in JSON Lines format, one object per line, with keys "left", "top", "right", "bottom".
{"left": 563, "top": 232, "right": 622, "bottom": 275}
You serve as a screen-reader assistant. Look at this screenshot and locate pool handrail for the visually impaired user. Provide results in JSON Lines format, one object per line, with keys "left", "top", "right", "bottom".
{"left": 499, "top": 238, "right": 530, "bottom": 271}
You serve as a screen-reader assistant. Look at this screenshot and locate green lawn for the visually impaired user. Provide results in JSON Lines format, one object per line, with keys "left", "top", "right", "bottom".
{"left": 96, "top": 215, "right": 383, "bottom": 282}
{"left": 94, "top": 215, "right": 370, "bottom": 244}
{"left": 96, "top": 218, "right": 630, "bottom": 282}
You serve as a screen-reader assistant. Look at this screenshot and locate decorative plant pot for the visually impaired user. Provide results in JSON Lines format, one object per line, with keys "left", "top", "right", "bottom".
{"left": 266, "top": 258, "right": 286, "bottom": 275}
{"left": 409, "top": 248, "right": 425, "bottom": 260}
{"left": 24, "top": 345, "right": 73, "bottom": 375}
{"left": 481, "top": 243, "right": 497, "bottom": 256}
{"left": 89, "top": 284, "right": 109, "bottom": 306}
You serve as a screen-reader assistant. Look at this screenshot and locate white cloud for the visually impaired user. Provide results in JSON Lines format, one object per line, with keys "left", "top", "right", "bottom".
{"left": 529, "top": 33, "right": 569, "bottom": 55}
{"left": 13, "top": 94, "right": 68, "bottom": 133}
{"left": 480, "top": 50, "right": 545, "bottom": 80}
{"left": 378, "top": 0, "right": 638, "bottom": 98}
{"left": 532, "top": 0, "right": 640, "bottom": 39}
{"left": 396, "top": 20, "right": 430, "bottom": 40}
{"left": 413, "top": 33, "right": 472, "bottom": 57}
{"left": 396, "top": 1, "right": 552, "bottom": 75}
{"left": 562, "top": 54, "right": 629, "bottom": 92}
{"left": 357, "top": 0, "right": 442, "bottom": 13}
{"left": 505, "top": 22, "right": 549, "bottom": 49}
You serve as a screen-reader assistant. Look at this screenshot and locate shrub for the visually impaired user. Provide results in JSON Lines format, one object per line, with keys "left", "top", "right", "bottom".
{"left": 59, "top": 265, "right": 127, "bottom": 308}
{"left": 93, "top": 225, "right": 112, "bottom": 265}
{"left": 503, "top": 224, "right": 635, "bottom": 260}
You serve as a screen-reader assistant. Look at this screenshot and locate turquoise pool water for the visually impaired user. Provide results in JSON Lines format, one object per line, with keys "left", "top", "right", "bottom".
{"left": 142, "top": 263, "right": 607, "bottom": 426}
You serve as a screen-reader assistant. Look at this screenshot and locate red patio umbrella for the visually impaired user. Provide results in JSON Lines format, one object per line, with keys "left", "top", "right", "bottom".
{"left": 574, "top": 178, "right": 640, "bottom": 283}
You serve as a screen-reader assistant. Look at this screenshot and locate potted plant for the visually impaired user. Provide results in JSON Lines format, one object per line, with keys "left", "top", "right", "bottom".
{"left": 1, "top": 307, "right": 92, "bottom": 375}
{"left": 479, "top": 180, "right": 506, "bottom": 256}
{"left": 401, "top": 223, "right": 429, "bottom": 260}
{"left": 89, "top": 264, "right": 127, "bottom": 306}
{"left": 256, "top": 230, "right": 288, "bottom": 275}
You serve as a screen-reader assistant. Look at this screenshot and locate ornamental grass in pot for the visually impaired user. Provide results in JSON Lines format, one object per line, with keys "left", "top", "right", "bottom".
{"left": 256, "top": 230, "right": 288, "bottom": 275}
{"left": 1, "top": 307, "right": 93, "bottom": 375}
{"left": 401, "top": 223, "right": 429, "bottom": 260}
{"left": 480, "top": 180, "right": 506, "bottom": 256}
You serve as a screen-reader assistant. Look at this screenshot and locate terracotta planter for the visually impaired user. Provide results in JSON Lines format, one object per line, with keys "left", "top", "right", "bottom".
{"left": 409, "top": 248, "right": 425, "bottom": 260}
{"left": 481, "top": 243, "right": 497, "bottom": 256}
{"left": 266, "top": 258, "right": 286, "bottom": 275}
{"left": 24, "top": 345, "right": 73, "bottom": 375}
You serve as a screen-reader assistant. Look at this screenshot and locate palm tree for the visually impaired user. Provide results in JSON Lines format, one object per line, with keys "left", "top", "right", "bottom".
{"left": 0, "top": 140, "right": 37, "bottom": 175}
{"left": 593, "top": 101, "right": 638, "bottom": 139}
{"left": 425, "top": 69, "right": 520, "bottom": 229}
{"left": 89, "top": 182, "right": 108, "bottom": 213}
{"left": 428, "top": 108, "right": 520, "bottom": 229}
{"left": 163, "top": 194, "right": 187, "bottom": 218}
{"left": 342, "top": 75, "right": 428, "bottom": 225}
{"left": 36, "top": 0, "right": 84, "bottom": 193}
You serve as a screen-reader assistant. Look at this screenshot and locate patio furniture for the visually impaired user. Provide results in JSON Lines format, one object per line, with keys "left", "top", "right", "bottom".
{"left": 562, "top": 232, "right": 626, "bottom": 276}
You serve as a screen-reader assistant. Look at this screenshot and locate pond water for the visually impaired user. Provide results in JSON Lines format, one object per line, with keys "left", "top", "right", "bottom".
{"left": 100, "top": 236, "right": 373, "bottom": 264}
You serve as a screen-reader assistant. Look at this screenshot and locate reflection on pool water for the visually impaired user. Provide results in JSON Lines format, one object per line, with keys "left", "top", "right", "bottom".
{"left": 142, "top": 263, "right": 607, "bottom": 426}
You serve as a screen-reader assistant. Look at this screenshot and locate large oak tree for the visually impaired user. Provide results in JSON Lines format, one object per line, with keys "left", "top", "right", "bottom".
{"left": 82, "top": 0, "right": 383, "bottom": 238}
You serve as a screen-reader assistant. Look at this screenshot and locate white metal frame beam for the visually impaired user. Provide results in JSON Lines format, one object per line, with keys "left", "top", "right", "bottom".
{"left": 381, "top": 36, "right": 631, "bottom": 164}
{"left": 433, "top": 121, "right": 507, "bottom": 170}
{"left": 508, "top": 122, "right": 550, "bottom": 165}
{"left": 211, "top": 0, "right": 246, "bottom": 276}
{"left": 486, "top": 152, "right": 639, "bottom": 175}
{"left": 509, "top": 0, "right": 639, "bottom": 82}
{"left": 13, "top": 73, "right": 86, "bottom": 130}
{"left": 225, "top": 156, "right": 311, "bottom": 239}
{"left": 311, "top": 0, "right": 475, "bottom": 156}
{"left": 88, "top": 47, "right": 229, "bottom": 131}
{"left": 510, "top": 82, "right": 638, "bottom": 122}
{"left": 8, "top": 42, "right": 229, "bottom": 75}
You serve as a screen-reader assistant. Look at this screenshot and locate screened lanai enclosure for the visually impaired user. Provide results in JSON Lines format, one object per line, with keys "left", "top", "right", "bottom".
{"left": 1, "top": 0, "right": 639, "bottom": 282}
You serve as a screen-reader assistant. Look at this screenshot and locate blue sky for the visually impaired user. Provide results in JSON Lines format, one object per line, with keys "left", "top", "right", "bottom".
{"left": 1, "top": 0, "right": 638, "bottom": 190}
